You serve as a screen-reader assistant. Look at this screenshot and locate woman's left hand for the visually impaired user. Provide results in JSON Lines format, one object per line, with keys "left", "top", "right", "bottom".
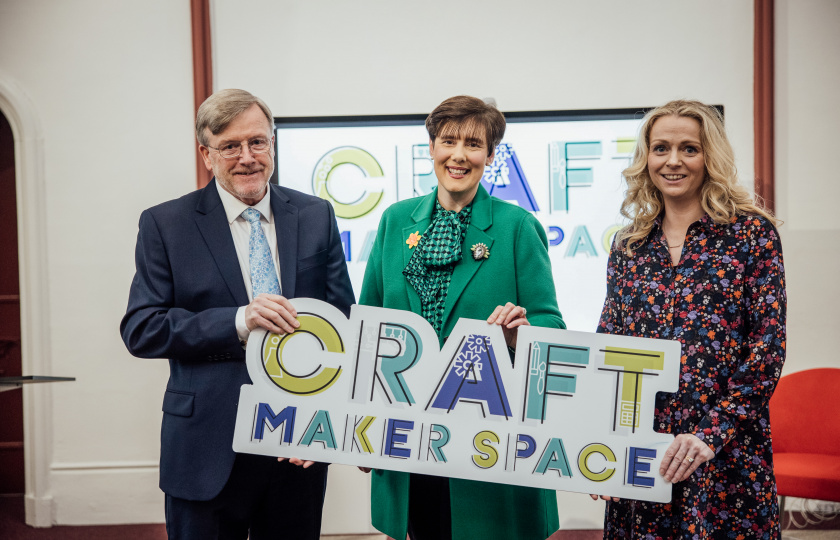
{"left": 659, "top": 434, "right": 715, "bottom": 483}
{"left": 487, "top": 302, "right": 529, "bottom": 348}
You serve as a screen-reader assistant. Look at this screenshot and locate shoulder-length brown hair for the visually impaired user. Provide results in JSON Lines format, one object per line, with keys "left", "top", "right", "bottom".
{"left": 615, "top": 99, "right": 778, "bottom": 255}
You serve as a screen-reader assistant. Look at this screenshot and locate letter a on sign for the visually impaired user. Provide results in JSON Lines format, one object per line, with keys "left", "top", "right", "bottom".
{"left": 427, "top": 333, "right": 512, "bottom": 418}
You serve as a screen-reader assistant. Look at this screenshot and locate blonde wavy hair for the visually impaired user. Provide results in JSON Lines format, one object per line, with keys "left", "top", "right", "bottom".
{"left": 614, "top": 99, "right": 777, "bottom": 255}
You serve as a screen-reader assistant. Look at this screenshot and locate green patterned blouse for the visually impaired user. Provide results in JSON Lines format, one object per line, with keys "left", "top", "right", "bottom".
{"left": 402, "top": 201, "right": 472, "bottom": 335}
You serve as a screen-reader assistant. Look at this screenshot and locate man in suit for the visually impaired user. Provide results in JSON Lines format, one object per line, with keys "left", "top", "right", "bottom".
{"left": 121, "top": 89, "right": 355, "bottom": 539}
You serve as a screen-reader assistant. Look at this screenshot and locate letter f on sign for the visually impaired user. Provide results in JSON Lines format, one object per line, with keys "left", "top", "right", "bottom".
{"left": 523, "top": 342, "right": 589, "bottom": 422}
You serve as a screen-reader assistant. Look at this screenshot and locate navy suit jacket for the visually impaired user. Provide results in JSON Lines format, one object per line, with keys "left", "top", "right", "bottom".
{"left": 120, "top": 180, "right": 355, "bottom": 501}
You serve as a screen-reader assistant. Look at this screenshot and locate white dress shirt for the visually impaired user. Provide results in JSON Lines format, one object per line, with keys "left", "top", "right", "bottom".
{"left": 215, "top": 182, "right": 281, "bottom": 343}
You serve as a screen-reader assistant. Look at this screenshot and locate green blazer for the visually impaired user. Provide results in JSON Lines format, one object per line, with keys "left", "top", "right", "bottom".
{"left": 360, "top": 185, "right": 565, "bottom": 540}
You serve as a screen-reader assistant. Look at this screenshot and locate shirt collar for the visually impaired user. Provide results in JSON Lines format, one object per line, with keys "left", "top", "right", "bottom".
{"left": 215, "top": 181, "right": 273, "bottom": 225}
{"left": 651, "top": 212, "right": 727, "bottom": 241}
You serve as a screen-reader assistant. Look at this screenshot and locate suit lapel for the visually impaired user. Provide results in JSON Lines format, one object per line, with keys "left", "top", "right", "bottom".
{"left": 195, "top": 180, "right": 249, "bottom": 306}
{"left": 270, "top": 186, "right": 298, "bottom": 298}
{"left": 442, "top": 186, "right": 494, "bottom": 331}
{"left": 402, "top": 191, "right": 437, "bottom": 316}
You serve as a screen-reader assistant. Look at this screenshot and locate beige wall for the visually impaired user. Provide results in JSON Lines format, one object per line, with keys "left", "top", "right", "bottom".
{"left": 774, "top": 0, "right": 840, "bottom": 512}
{"left": 775, "top": 0, "right": 840, "bottom": 376}
{"left": 0, "top": 0, "right": 194, "bottom": 525}
{"left": 0, "top": 0, "right": 835, "bottom": 530}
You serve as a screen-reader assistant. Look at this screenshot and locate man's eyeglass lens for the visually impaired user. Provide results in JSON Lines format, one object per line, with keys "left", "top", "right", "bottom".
{"left": 213, "top": 138, "right": 271, "bottom": 159}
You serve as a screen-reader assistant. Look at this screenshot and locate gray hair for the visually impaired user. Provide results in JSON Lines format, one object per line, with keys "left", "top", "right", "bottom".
{"left": 195, "top": 89, "right": 273, "bottom": 146}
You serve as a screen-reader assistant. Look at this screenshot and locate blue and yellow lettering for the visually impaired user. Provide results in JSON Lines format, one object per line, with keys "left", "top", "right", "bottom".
{"left": 252, "top": 403, "right": 296, "bottom": 444}
{"left": 507, "top": 433, "right": 538, "bottom": 472}
{"left": 342, "top": 415, "right": 376, "bottom": 454}
{"left": 516, "top": 434, "right": 537, "bottom": 459}
{"left": 523, "top": 341, "right": 589, "bottom": 422}
{"left": 578, "top": 443, "right": 617, "bottom": 482}
{"left": 549, "top": 141, "right": 601, "bottom": 212}
{"left": 351, "top": 320, "right": 422, "bottom": 405}
{"left": 377, "top": 324, "right": 420, "bottom": 404}
{"left": 340, "top": 230, "right": 351, "bottom": 261}
{"left": 627, "top": 447, "right": 657, "bottom": 487}
{"left": 428, "top": 334, "right": 512, "bottom": 418}
{"left": 425, "top": 424, "right": 450, "bottom": 463}
{"left": 565, "top": 225, "right": 598, "bottom": 258}
{"left": 482, "top": 143, "right": 539, "bottom": 211}
{"left": 299, "top": 409, "right": 336, "bottom": 449}
{"left": 534, "top": 437, "right": 572, "bottom": 477}
{"left": 472, "top": 430, "right": 500, "bottom": 469}
{"left": 601, "top": 224, "right": 621, "bottom": 254}
{"left": 358, "top": 230, "right": 377, "bottom": 263}
{"left": 547, "top": 226, "right": 564, "bottom": 246}
{"left": 384, "top": 419, "right": 413, "bottom": 459}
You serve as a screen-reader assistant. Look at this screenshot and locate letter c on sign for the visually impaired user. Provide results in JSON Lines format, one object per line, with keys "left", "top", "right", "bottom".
{"left": 312, "top": 146, "right": 384, "bottom": 219}
{"left": 578, "top": 443, "right": 616, "bottom": 482}
{"left": 262, "top": 313, "right": 344, "bottom": 395}
{"left": 602, "top": 224, "right": 621, "bottom": 253}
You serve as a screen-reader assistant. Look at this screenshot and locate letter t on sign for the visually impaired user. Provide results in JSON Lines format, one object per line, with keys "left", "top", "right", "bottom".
{"left": 599, "top": 347, "right": 664, "bottom": 434}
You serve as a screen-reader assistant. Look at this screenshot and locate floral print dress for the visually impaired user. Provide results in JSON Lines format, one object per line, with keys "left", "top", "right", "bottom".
{"left": 598, "top": 213, "right": 786, "bottom": 539}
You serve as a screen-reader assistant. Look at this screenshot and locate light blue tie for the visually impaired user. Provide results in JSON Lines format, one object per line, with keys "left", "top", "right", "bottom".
{"left": 242, "top": 208, "right": 281, "bottom": 297}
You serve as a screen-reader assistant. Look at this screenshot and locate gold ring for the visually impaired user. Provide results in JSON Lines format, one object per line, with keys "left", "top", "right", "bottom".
{"left": 684, "top": 456, "right": 695, "bottom": 464}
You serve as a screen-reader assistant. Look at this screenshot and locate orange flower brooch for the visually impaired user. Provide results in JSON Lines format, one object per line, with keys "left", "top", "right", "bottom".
{"left": 406, "top": 231, "right": 422, "bottom": 249}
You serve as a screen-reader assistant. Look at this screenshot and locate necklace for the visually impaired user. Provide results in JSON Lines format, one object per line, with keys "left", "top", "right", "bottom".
{"left": 663, "top": 237, "right": 684, "bottom": 250}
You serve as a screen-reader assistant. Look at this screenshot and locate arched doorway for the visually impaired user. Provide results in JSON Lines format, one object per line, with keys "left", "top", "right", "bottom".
{"left": 0, "top": 109, "right": 24, "bottom": 495}
{"left": 0, "top": 74, "right": 54, "bottom": 526}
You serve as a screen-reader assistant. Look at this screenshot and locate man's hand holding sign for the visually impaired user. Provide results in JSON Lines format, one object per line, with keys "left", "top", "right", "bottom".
{"left": 232, "top": 299, "right": 681, "bottom": 502}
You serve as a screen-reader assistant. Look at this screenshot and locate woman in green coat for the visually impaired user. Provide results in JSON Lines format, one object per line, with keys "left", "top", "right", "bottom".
{"left": 360, "top": 95, "right": 565, "bottom": 540}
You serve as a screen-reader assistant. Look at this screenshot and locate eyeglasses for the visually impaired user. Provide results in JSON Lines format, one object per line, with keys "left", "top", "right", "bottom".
{"left": 207, "top": 137, "right": 273, "bottom": 159}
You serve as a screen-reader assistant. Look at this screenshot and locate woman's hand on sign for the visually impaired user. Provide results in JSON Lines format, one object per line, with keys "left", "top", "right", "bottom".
{"left": 659, "top": 433, "right": 715, "bottom": 483}
{"left": 588, "top": 494, "right": 620, "bottom": 502}
{"left": 277, "top": 456, "right": 315, "bottom": 469}
{"left": 487, "top": 302, "right": 530, "bottom": 348}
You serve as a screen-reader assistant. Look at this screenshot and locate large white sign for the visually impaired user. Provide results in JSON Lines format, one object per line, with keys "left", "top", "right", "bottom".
{"left": 233, "top": 299, "right": 681, "bottom": 502}
{"left": 275, "top": 113, "right": 643, "bottom": 331}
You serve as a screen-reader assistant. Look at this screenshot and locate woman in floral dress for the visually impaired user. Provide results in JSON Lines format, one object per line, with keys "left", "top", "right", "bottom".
{"left": 596, "top": 100, "right": 786, "bottom": 539}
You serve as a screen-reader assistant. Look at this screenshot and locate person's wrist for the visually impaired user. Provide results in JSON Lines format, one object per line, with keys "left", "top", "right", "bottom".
{"left": 235, "top": 306, "right": 250, "bottom": 345}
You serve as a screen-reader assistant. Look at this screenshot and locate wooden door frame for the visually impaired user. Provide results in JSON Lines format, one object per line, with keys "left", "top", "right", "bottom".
{"left": 191, "top": 0, "right": 213, "bottom": 189}
{"left": 0, "top": 72, "right": 55, "bottom": 527}
{"left": 754, "top": 0, "right": 775, "bottom": 212}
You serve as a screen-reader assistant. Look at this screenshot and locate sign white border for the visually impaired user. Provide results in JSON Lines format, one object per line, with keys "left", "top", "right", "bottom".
{"left": 233, "top": 299, "right": 681, "bottom": 502}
